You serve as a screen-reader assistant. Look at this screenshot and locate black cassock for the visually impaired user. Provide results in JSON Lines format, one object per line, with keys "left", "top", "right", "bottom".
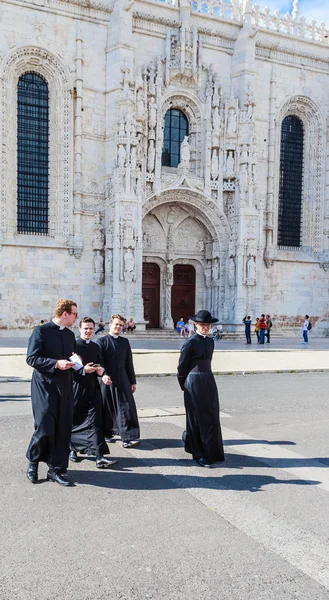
{"left": 26, "top": 321, "right": 76, "bottom": 472}
{"left": 71, "top": 338, "right": 109, "bottom": 457}
{"left": 97, "top": 335, "right": 140, "bottom": 442}
{"left": 177, "top": 334, "right": 225, "bottom": 464}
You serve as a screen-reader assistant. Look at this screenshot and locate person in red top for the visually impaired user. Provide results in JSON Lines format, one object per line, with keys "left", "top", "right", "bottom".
{"left": 259, "top": 314, "right": 267, "bottom": 345}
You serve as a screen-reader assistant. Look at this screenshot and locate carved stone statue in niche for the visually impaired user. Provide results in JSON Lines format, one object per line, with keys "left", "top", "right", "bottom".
{"left": 148, "top": 140, "right": 155, "bottom": 172}
{"left": 180, "top": 136, "right": 190, "bottom": 167}
{"left": 118, "top": 144, "right": 126, "bottom": 168}
{"left": 166, "top": 261, "right": 174, "bottom": 286}
{"left": 148, "top": 96, "right": 157, "bottom": 128}
{"left": 94, "top": 250, "right": 104, "bottom": 285}
{"left": 131, "top": 146, "right": 137, "bottom": 170}
{"left": 228, "top": 257, "right": 236, "bottom": 287}
{"left": 92, "top": 212, "right": 104, "bottom": 250}
{"left": 205, "top": 262, "right": 212, "bottom": 287}
{"left": 226, "top": 151, "right": 234, "bottom": 176}
{"left": 211, "top": 150, "right": 219, "bottom": 180}
{"left": 240, "top": 144, "right": 249, "bottom": 164}
{"left": 227, "top": 109, "right": 237, "bottom": 135}
{"left": 124, "top": 247, "right": 135, "bottom": 282}
{"left": 246, "top": 255, "right": 256, "bottom": 284}
{"left": 137, "top": 89, "right": 145, "bottom": 120}
{"left": 143, "top": 231, "right": 151, "bottom": 249}
{"left": 212, "top": 258, "right": 219, "bottom": 281}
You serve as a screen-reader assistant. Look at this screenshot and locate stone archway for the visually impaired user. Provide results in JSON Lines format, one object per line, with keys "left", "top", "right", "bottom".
{"left": 142, "top": 188, "right": 229, "bottom": 327}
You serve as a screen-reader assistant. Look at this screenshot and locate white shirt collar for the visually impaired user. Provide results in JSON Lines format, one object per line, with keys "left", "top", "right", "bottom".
{"left": 110, "top": 334, "right": 119, "bottom": 339}
{"left": 196, "top": 330, "right": 207, "bottom": 339}
{"left": 53, "top": 318, "right": 65, "bottom": 331}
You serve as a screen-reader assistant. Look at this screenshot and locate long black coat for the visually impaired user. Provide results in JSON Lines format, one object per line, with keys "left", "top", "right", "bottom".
{"left": 71, "top": 338, "right": 109, "bottom": 457}
{"left": 177, "top": 334, "right": 225, "bottom": 464}
{"left": 97, "top": 335, "right": 139, "bottom": 442}
{"left": 26, "top": 321, "right": 76, "bottom": 472}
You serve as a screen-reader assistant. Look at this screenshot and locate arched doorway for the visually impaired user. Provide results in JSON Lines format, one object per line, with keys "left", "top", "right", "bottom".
{"left": 142, "top": 263, "right": 160, "bottom": 328}
{"left": 171, "top": 264, "right": 195, "bottom": 327}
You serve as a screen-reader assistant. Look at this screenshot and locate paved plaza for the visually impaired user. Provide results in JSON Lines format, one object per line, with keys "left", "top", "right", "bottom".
{"left": 1, "top": 372, "right": 329, "bottom": 599}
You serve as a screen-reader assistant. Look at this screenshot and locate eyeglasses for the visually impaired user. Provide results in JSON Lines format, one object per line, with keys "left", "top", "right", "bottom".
{"left": 70, "top": 311, "right": 78, "bottom": 317}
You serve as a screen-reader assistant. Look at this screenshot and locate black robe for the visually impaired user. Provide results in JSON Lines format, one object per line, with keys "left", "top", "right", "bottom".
{"left": 26, "top": 321, "right": 76, "bottom": 472}
{"left": 97, "top": 335, "right": 139, "bottom": 442}
{"left": 177, "top": 334, "right": 225, "bottom": 464}
{"left": 71, "top": 338, "right": 109, "bottom": 457}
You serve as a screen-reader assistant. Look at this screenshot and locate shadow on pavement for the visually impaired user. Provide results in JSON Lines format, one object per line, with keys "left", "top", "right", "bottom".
{"left": 67, "top": 467, "right": 320, "bottom": 493}
{"left": 224, "top": 439, "right": 296, "bottom": 446}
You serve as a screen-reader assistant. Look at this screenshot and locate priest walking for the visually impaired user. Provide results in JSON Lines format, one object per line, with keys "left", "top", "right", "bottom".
{"left": 177, "top": 309, "right": 225, "bottom": 468}
{"left": 97, "top": 314, "right": 140, "bottom": 448}
{"left": 26, "top": 298, "right": 79, "bottom": 486}
{"left": 70, "top": 317, "right": 118, "bottom": 468}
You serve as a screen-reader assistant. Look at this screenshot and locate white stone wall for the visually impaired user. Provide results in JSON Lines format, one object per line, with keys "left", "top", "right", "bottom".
{"left": 0, "top": 0, "right": 329, "bottom": 328}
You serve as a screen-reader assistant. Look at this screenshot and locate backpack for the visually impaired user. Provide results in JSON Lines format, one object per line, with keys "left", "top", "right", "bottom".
{"left": 307, "top": 321, "right": 312, "bottom": 331}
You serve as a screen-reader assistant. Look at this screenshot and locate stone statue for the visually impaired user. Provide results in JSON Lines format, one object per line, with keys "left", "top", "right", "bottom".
{"left": 180, "top": 136, "right": 190, "bottom": 166}
{"left": 131, "top": 146, "right": 137, "bottom": 170}
{"left": 148, "top": 96, "right": 157, "bottom": 128}
{"left": 118, "top": 144, "right": 126, "bottom": 168}
{"left": 92, "top": 212, "right": 104, "bottom": 250}
{"left": 166, "top": 261, "right": 174, "bottom": 286}
{"left": 228, "top": 257, "right": 236, "bottom": 287}
{"left": 239, "top": 163, "right": 249, "bottom": 190}
{"left": 247, "top": 255, "right": 256, "bottom": 283}
{"left": 135, "top": 168, "right": 142, "bottom": 196}
{"left": 212, "top": 107, "right": 221, "bottom": 132}
{"left": 212, "top": 258, "right": 219, "bottom": 281}
{"left": 94, "top": 250, "right": 104, "bottom": 284}
{"left": 226, "top": 151, "right": 235, "bottom": 176}
{"left": 148, "top": 140, "right": 155, "bottom": 172}
{"left": 205, "top": 262, "right": 212, "bottom": 287}
{"left": 137, "top": 89, "right": 145, "bottom": 120}
{"left": 124, "top": 247, "right": 135, "bottom": 282}
{"left": 211, "top": 150, "right": 219, "bottom": 180}
{"left": 227, "top": 108, "right": 237, "bottom": 134}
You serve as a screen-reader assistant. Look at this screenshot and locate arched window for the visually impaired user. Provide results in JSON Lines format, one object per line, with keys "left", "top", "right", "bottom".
{"left": 17, "top": 72, "right": 49, "bottom": 234}
{"left": 278, "top": 115, "right": 304, "bottom": 248}
{"left": 162, "top": 109, "right": 188, "bottom": 168}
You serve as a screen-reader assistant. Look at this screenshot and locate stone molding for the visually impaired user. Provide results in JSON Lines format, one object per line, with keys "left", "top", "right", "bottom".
{"left": 256, "top": 42, "right": 329, "bottom": 73}
{"left": 0, "top": 45, "right": 74, "bottom": 244}
{"left": 4, "top": 0, "right": 112, "bottom": 19}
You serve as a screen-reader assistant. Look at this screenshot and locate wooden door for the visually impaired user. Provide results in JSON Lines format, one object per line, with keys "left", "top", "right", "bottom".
{"left": 142, "top": 263, "right": 160, "bottom": 328}
{"left": 171, "top": 264, "right": 195, "bottom": 328}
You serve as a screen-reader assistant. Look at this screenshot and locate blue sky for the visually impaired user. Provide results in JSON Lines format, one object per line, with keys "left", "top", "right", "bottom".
{"left": 255, "top": 1, "right": 329, "bottom": 24}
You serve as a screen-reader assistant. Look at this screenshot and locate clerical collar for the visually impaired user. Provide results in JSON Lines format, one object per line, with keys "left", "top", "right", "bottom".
{"left": 52, "top": 319, "right": 65, "bottom": 331}
{"left": 110, "top": 334, "right": 119, "bottom": 339}
{"left": 196, "top": 330, "right": 207, "bottom": 339}
{"left": 82, "top": 339, "right": 90, "bottom": 344}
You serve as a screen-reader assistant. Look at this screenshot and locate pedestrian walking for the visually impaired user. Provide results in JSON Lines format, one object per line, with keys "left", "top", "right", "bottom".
{"left": 254, "top": 317, "right": 260, "bottom": 343}
{"left": 97, "top": 314, "right": 141, "bottom": 448}
{"left": 70, "top": 317, "right": 118, "bottom": 469}
{"left": 265, "top": 315, "right": 272, "bottom": 343}
{"left": 177, "top": 309, "right": 225, "bottom": 468}
{"left": 302, "top": 314, "right": 311, "bottom": 345}
{"left": 95, "top": 318, "right": 105, "bottom": 335}
{"left": 259, "top": 314, "right": 267, "bottom": 345}
{"left": 26, "top": 298, "right": 79, "bottom": 486}
{"left": 243, "top": 315, "right": 252, "bottom": 344}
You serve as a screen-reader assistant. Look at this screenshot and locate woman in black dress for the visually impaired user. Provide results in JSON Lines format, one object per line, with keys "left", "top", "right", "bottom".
{"left": 177, "top": 310, "right": 225, "bottom": 468}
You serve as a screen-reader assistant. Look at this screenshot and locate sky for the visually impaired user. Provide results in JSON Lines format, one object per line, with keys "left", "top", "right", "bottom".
{"left": 254, "top": 0, "right": 329, "bottom": 25}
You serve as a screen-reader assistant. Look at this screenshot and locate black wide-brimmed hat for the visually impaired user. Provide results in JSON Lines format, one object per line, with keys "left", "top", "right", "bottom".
{"left": 190, "top": 310, "right": 218, "bottom": 324}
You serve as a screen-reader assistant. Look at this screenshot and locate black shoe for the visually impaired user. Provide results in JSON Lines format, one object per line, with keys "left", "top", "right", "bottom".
{"left": 96, "top": 456, "right": 118, "bottom": 468}
{"left": 47, "top": 470, "right": 73, "bottom": 486}
{"left": 182, "top": 430, "right": 187, "bottom": 443}
{"left": 69, "top": 450, "right": 79, "bottom": 462}
{"left": 122, "top": 440, "right": 141, "bottom": 448}
{"left": 26, "top": 462, "right": 38, "bottom": 483}
{"left": 195, "top": 458, "right": 212, "bottom": 468}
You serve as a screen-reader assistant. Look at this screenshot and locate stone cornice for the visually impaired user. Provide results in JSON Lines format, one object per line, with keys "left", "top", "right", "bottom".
{"left": 2, "top": 0, "right": 112, "bottom": 20}
{"left": 256, "top": 41, "right": 329, "bottom": 73}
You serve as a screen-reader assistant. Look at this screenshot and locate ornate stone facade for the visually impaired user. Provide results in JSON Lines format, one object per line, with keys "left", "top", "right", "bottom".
{"left": 1, "top": 0, "right": 329, "bottom": 329}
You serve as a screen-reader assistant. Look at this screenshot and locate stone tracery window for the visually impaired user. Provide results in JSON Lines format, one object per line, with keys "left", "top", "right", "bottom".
{"left": 278, "top": 115, "right": 304, "bottom": 248}
{"left": 162, "top": 108, "right": 188, "bottom": 168}
{"left": 17, "top": 72, "right": 49, "bottom": 235}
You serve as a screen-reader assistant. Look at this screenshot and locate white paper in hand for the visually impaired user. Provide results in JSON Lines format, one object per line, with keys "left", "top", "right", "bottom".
{"left": 69, "top": 353, "right": 83, "bottom": 371}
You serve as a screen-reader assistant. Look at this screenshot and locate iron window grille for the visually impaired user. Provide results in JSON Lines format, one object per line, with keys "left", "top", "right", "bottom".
{"left": 278, "top": 115, "right": 304, "bottom": 248}
{"left": 17, "top": 72, "right": 49, "bottom": 235}
{"left": 162, "top": 109, "right": 189, "bottom": 168}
